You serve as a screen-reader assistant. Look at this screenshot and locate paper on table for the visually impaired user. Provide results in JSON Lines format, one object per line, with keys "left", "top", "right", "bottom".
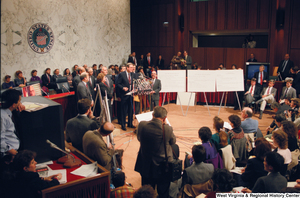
{"left": 196, "top": 193, "right": 206, "bottom": 198}
{"left": 230, "top": 167, "right": 244, "bottom": 175}
{"left": 287, "top": 182, "right": 297, "bottom": 187}
{"left": 70, "top": 161, "right": 98, "bottom": 177}
{"left": 135, "top": 111, "right": 171, "bottom": 126}
{"left": 37, "top": 160, "right": 53, "bottom": 166}
{"left": 233, "top": 186, "right": 245, "bottom": 193}
{"left": 48, "top": 169, "right": 67, "bottom": 184}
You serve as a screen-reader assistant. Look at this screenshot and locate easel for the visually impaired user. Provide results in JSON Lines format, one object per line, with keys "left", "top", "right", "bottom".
{"left": 218, "top": 91, "right": 242, "bottom": 115}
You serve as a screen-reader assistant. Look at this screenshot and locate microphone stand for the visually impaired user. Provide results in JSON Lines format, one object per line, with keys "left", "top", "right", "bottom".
{"left": 41, "top": 88, "right": 49, "bottom": 97}
{"left": 46, "top": 140, "right": 81, "bottom": 168}
{"left": 62, "top": 84, "right": 70, "bottom": 94}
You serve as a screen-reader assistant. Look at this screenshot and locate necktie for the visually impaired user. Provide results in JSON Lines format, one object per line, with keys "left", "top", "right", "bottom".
{"left": 267, "top": 87, "right": 270, "bottom": 95}
{"left": 89, "top": 78, "right": 92, "bottom": 87}
{"left": 47, "top": 75, "right": 50, "bottom": 83}
{"left": 284, "top": 88, "right": 289, "bottom": 97}
{"left": 86, "top": 83, "right": 88, "bottom": 89}
{"left": 282, "top": 60, "right": 288, "bottom": 72}
{"left": 260, "top": 72, "right": 263, "bottom": 85}
{"left": 250, "top": 86, "right": 253, "bottom": 95}
{"left": 128, "top": 73, "right": 131, "bottom": 85}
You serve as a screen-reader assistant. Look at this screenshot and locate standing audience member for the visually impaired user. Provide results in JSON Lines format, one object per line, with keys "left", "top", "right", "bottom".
{"left": 65, "top": 99, "right": 99, "bottom": 151}
{"left": 77, "top": 72, "right": 93, "bottom": 104}
{"left": 72, "top": 64, "right": 78, "bottom": 78}
{"left": 241, "top": 138, "right": 271, "bottom": 189}
{"left": 137, "top": 55, "right": 144, "bottom": 68}
{"left": 30, "top": 70, "right": 42, "bottom": 84}
{"left": 14, "top": 70, "right": 26, "bottom": 87}
{"left": 64, "top": 68, "right": 73, "bottom": 87}
{"left": 128, "top": 52, "right": 138, "bottom": 66}
{"left": 2, "top": 75, "right": 15, "bottom": 89}
{"left": 277, "top": 54, "right": 294, "bottom": 81}
{"left": 92, "top": 64, "right": 98, "bottom": 78}
{"left": 242, "top": 152, "right": 287, "bottom": 193}
{"left": 247, "top": 53, "right": 257, "bottom": 62}
{"left": 116, "top": 63, "right": 135, "bottom": 131}
{"left": 135, "top": 106, "right": 176, "bottom": 198}
{"left": 149, "top": 71, "right": 161, "bottom": 111}
{"left": 183, "top": 51, "right": 192, "bottom": 70}
{"left": 156, "top": 54, "right": 165, "bottom": 70}
{"left": 144, "top": 52, "right": 153, "bottom": 76}
{"left": 12, "top": 150, "right": 61, "bottom": 198}
{"left": 87, "top": 68, "right": 96, "bottom": 100}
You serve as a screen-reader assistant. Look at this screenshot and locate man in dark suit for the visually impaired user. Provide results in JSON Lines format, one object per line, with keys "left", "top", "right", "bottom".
{"left": 65, "top": 98, "right": 100, "bottom": 152}
{"left": 183, "top": 51, "right": 192, "bottom": 70}
{"left": 254, "top": 65, "right": 269, "bottom": 88}
{"left": 128, "top": 52, "right": 138, "bottom": 67}
{"left": 101, "top": 66, "right": 114, "bottom": 119}
{"left": 77, "top": 72, "right": 93, "bottom": 105}
{"left": 51, "top": 69, "right": 62, "bottom": 82}
{"left": 149, "top": 71, "right": 161, "bottom": 111}
{"left": 87, "top": 68, "right": 96, "bottom": 100}
{"left": 156, "top": 55, "right": 165, "bottom": 70}
{"left": 72, "top": 65, "right": 78, "bottom": 78}
{"left": 256, "top": 80, "right": 277, "bottom": 119}
{"left": 134, "top": 106, "right": 176, "bottom": 198}
{"left": 92, "top": 64, "right": 99, "bottom": 78}
{"left": 244, "top": 78, "right": 261, "bottom": 107}
{"left": 41, "top": 68, "right": 56, "bottom": 89}
{"left": 144, "top": 52, "right": 153, "bottom": 76}
{"left": 277, "top": 54, "right": 294, "bottom": 81}
{"left": 247, "top": 53, "right": 257, "bottom": 62}
{"left": 116, "top": 63, "right": 135, "bottom": 131}
{"left": 279, "top": 79, "right": 297, "bottom": 104}
{"left": 115, "top": 65, "right": 127, "bottom": 124}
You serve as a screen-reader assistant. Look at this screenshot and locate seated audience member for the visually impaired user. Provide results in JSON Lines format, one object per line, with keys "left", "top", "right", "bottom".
{"left": 41, "top": 68, "right": 56, "bottom": 89}
{"left": 210, "top": 116, "right": 230, "bottom": 150}
{"left": 254, "top": 65, "right": 269, "bottom": 87}
{"left": 265, "top": 114, "right": 286, "bottom": 138}
{"left": 256, "top": 80, "right": 277, "bottom": 119}
{"left": 63, "top": 68, "right": 73, "bottom": 87}
{"left": 110, "top": 171, "right": 135, "bottom": 198}
{"left": 228, "top": 115, "right": 248, "bottom": 163}
{"left": 30, "top": 70, "right": 42, "bottom": 84}
{"left": 83, "top": 122, "right": 123, "bottom": 171}
{"left": 182, "top": 145, "right": 214, "bottom": 188}
{"left": 271, "top": 130, "right": 291, "bottom": 176}
{"left": 281, "top": 120, "right": 299, "bottom": 151}
{"left": 240, "top": 107, "right": 259, "bottom": 138}
{"left": 65, "top": 99, "right": 100, "bottom": 151}
{"left": 14, "top": 70, "right": 27, "bottom": 87}
{"left": 241, "top": 138, "right": 271, "bottom": 189}
{"left": 247, "top": 53, "right": 257, "bottom": 62}
{"left": 206, "top": 169, "right": 235, "bottom": 198}
{"left": 13, "top": 150, "right": 61, "bottom": 198}
{"left": 0, "top": 89, "right": 22, "bottom": 165}
{"left": 72, "top": 64, "right": 78, "bottom": 78}
{"left": 2, "top": 75, "right": 15, "bottom": 89}
{"left": 219, "top": 132, "right": 236, "bottom": 171}
{"left": 242, "top": 152, "right": 287, "bottom": 193}
{"left": 279, "top": 79, "right": 297, "bottom": 104}
{"left": 244, "top": 78, "right": 261, "bottom": 107}
{"left": 52, "top": 69, "right": 62, "bottom": 81}
{"left": 286, "top": 98, "right": 300, "bottom": 122}
{"left": 134, "top": 185, "right": 156, "bottom": 198}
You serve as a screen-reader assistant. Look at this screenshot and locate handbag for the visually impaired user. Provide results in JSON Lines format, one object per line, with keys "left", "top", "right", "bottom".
{"left": 162, "top": 123, "right": 182, "bottom": 182}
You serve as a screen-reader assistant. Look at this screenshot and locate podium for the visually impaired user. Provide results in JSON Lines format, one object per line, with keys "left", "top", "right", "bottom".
{"left": 17, "top": 96, "right": 64, "bottom": 163}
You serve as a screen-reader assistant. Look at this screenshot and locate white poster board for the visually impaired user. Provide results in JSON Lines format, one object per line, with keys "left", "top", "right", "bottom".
{"left": 216, "top": 70, "right": 244, "bottom": 92}
{"left": 135, "top": 111, "right": 171, "bottom": 126}
{"left": 187, "top": 70, "right": 216, "bottom": 92}
{"left": 157, "top": 70, "right": 186, "bottom": 92}
{"left": 176, "top": 92, "right": 195, "bottom": 106}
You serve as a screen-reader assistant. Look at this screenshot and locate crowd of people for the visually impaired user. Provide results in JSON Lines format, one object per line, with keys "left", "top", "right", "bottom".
{"left": 1, "top": 51, "right": 300, "bottom": 198}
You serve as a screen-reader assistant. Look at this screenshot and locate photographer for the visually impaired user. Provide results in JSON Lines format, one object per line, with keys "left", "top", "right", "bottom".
{"left": 285, "top": 98, "right": 300, "bottom": 122}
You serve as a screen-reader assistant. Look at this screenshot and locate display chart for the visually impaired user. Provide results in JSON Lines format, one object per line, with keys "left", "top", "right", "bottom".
{"left": 157, "top": 70, "right": 186, "bottom": 92}
{"left": 216, "top": 70, "right": 244, "bottom": 92}
{"left": 187, "top": 70, "right": 216, "bottom": 92}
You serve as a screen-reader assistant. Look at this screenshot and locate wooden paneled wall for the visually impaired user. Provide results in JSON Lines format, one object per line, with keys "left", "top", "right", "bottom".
{"left": 131, "top": 0, "right": 299, "bottom": 72}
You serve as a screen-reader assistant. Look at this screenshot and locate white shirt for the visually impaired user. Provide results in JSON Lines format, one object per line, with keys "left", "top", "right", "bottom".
{"left": 277, "top": 148, "right": 292, "bottom": 164}
{"left": 264, "top": 87, "right": 273, "bottom": 95}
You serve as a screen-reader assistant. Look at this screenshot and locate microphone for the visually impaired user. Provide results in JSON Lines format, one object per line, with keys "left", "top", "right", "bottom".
{"left": 41, "top": 88, "right": 49, "bottom": 97}
{"left": 62, "top": 85, "right": 70, "bottom": 94}
{"left": 46, "top": 140, "right": 81, "bottom": 168}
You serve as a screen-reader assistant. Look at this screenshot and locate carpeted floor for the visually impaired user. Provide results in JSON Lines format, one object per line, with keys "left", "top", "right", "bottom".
{"left": 112, "top": 103, "right": 274, "bottom": 189}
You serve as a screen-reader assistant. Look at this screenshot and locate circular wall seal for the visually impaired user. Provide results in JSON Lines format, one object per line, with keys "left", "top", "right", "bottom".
{"left": 27, "top": 23, "right": 54, "bottom": 54}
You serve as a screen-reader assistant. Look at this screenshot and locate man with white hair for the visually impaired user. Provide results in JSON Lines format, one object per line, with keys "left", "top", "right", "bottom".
{"left": 87, "top": 68, "right": 96, "bottom": 100}
{"left": 241, "top": 107, "right": 261, "bottom": 140}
